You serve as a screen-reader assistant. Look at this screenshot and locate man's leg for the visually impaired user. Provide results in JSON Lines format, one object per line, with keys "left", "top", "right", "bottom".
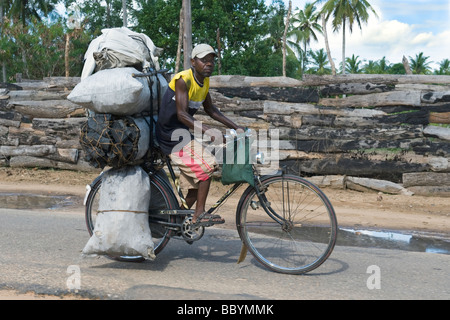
{"left": 191, "top": 178, "right": 211, "bottom": 223}
{"left": 185, "top": 189, "right": 198, "bottom": 209}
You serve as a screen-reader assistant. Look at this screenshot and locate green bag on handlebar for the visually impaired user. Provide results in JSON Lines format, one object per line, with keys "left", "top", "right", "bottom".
{"left": 221, "top": 134, "right": 255, "bottom": 186}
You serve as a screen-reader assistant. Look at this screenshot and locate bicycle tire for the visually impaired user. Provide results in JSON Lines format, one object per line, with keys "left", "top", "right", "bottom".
{"left": 85, "top": 170, "right": 178, "bottom": 262}
{"left": 236, "top": 174, "right": 337, "bottom": 274}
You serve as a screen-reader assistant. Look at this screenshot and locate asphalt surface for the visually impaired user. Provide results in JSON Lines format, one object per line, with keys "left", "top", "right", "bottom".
{"left": 0, "top": 207, "right": 449, "bottom": 301}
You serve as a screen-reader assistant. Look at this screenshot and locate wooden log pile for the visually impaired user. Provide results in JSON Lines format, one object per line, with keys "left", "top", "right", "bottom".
{"left": 0, "top": 77, "right": 94, "bottom": 171}
{"left": 1, "top": 74, "right": 449, "bottom": 196}
{"left": 207, "top": 74, "right": 450, "bottom": 196}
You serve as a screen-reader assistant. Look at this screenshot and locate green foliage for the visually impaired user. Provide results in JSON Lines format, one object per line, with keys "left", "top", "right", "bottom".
{"left": 434, "top": 59, "right": 450, "bottom": 75}
{"left": 307, "top": 48, "right": 331, "bottom": 75}
{"left": 0, "top": 0, "right": 448, "bottom": 80}
{"left": 0, "top": 17, "right": 91, "bottom": 80}
{"left": 409, "top": 52, "right": 432, "bottom": 75}
{"left": 7, "top": 0, "right": 59, "bottom": 26}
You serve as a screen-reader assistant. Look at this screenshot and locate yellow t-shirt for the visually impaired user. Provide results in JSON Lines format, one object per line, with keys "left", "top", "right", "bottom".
{"left": 169, "top": 68, "right": 210, "bottom": 111}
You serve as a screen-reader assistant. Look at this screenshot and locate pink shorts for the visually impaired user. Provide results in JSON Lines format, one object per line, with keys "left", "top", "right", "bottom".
{"left": 169, "top": 139, "right": 217, "bottom": 190}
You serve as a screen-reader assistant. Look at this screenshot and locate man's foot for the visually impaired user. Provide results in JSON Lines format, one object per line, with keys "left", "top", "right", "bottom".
{"left": 192, "top": 212, "right": 225, "bottom": 227}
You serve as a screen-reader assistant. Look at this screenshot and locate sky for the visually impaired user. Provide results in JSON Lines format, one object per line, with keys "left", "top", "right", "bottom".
{"left": 59, "top": 1, "right": 450, "bottom": 71}
{"left": 283, "top": 0, "right": 450, "bottom": 70}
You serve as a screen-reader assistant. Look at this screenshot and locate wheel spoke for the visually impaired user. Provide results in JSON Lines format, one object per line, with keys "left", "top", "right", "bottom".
{"left": 238, "top": 175, "right": 337, "bottom": 274}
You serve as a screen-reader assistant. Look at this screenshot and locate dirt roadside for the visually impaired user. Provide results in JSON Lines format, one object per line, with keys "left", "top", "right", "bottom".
{"left": 0, "top": 166, "right": 448, "bottom": 299}
{"left": 1, "top": 167, "right": 448, "bottom": 234}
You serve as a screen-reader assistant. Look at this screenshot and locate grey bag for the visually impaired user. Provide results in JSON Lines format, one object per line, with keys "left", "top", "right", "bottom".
{"left": 93, "top": 48, "right": 143, "bottom": 72}
{"left": 67, "top": 67, "right": 151, "bottom": 116}
{"left": 82, "top": 166, "right": 155, "bottom": 260}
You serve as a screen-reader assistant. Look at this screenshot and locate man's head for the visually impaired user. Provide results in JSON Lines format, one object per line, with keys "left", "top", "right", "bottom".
{"left": 191, "top": 44, "right": 216, "bottom": 78}
{"left": 192, "top": 44, "right": 216, "bottom": 60}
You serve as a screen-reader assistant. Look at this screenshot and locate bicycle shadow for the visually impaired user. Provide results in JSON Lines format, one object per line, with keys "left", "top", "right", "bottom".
{"left": 88, "top": 228, "right": 348, "bottom": 276}
{"left": 88, "top": 228, "right": 242, "bottom": 271}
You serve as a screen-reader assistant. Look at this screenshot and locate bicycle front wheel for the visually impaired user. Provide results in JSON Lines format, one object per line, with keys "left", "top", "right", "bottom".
{"left": 236, "top": 174, "right": 337, "bottom": 274}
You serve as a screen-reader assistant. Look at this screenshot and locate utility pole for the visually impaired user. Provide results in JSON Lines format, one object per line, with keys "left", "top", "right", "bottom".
{"left": 183, "top": 0, "right": 192, "bottom": 69}
{"left": 0, "top": 0, "right": 5, "bottom": 82}
{"left": 122, "top": 0, "right": 127, "bottom": 27}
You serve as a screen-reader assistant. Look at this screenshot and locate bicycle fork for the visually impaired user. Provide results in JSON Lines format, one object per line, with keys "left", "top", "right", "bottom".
{"left": 251, "top": 170, "right": 290, "bottom": 228}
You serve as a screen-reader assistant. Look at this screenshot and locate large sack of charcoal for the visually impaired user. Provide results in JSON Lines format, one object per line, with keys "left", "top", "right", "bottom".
{"left": 79, "top": 114, "right": 151, "bottom": 169}
{"left": 81, "top": 27, "right": 163, "bottom": 80}
{"left": 68, "top": 67, "right": 151, "bottom": 116}
{"left": 82, "top": 165, "right": 155, "bottom": 260}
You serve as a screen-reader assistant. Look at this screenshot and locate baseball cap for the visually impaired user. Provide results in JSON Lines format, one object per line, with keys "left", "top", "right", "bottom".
{"left": 192, "top": 44, "right": 216, "bottom": 59}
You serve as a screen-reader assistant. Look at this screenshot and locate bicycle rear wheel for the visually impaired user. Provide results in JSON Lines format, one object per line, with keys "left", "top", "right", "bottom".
{"left": 236, "top": 174, "right": 337, "bottom": 274}
{"left": 85, "top": 170, "right": 178, "bottom": 262}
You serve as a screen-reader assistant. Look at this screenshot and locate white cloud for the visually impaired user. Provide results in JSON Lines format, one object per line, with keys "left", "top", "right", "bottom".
{"left": 308, "top": 3, "right": 450, "bottom": 70}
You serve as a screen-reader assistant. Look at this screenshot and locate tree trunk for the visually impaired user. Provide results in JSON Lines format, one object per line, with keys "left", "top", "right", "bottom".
{"left": 216, "top": 28, "right": 222, "bottom": 75}
{"left": 341, "top": 18, "right": 346, "bottom": 75}
{"left": 175, "top": 7, "right": 183, "bottom": 74}
{"left": 319, "top": 90, "right": 422, "bottom": 108}
{"left": 321, "top": 14, "right": 336, "bottom": 76}
{"left": 182, "top": 0, "right": 192, "bottom": 69}
{"left": 403, "top": 172, "right": 450, "bottom": 187}
{"left": 282, "top": 0, "right": 292, "bottom": 77}
{"left": 122, "top": 0, "right": 127, "bottom": 27}
{"left": 106, "top": 0, "right": 111, "bottom": 28}
{"left": 65, "top": 34, "right": 70, "bottom": 78}
{"left": 302, "top": 74, "right": 450, "bottom": 86}
{"left": 402, "top": 55, "right": 413, "bottom": 75}
{"left": 429, "top": 112, "right": 450, "bottom": 124}
{"left": 0, "top": 0, "right": 6, "bottom": 82}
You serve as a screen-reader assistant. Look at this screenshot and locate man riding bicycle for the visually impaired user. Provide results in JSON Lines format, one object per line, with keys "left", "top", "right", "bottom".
{"left": 156, "top": 44, "right": 243, "bottom": 226}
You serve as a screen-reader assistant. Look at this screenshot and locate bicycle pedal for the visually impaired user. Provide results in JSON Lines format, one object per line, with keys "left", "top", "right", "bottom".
{"left": 195, "top": 222, "right": 214, "bottom": 228}
{"left": 181, "top": 217, "right": 205, "bottom": 242}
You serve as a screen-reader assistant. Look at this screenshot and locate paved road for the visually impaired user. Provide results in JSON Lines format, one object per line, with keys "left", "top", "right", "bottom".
{"left": 0, "top": 207, "right": 448, "bottom": 300}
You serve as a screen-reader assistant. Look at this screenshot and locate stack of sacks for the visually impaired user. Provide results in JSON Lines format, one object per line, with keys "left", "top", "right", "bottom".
{"left": 72, "top": 28, "right": 168, "bottom": 260}
{"left": 68, "top": 27, "right": 167, "bottom": 168}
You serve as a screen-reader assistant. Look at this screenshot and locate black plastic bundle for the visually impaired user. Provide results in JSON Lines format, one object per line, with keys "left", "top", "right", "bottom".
{"left": 80, "top": 114, "right": 140, "bottom": 168}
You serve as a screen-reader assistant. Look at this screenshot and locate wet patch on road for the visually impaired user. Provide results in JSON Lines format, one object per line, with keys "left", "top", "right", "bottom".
{"left": 0, "top": 192, "right": 82, "bottom": 210}
{"left": 338, "top": 228, "right": 450, "bottom": 255}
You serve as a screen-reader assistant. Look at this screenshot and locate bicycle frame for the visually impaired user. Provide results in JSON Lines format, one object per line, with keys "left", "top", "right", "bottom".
{"left": 152, "top": 154, "right": 243, "bottom": 216}
{"left": 146, "top": 152, "right": 288, "bottom": 230}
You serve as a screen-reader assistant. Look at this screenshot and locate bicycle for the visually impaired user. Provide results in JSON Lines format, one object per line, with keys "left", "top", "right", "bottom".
{"left": 83, "top": 71, "right": 338, "bottom": 275}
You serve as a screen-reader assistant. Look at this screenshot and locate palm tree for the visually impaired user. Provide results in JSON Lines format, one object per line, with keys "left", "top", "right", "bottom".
{"left": 377, "top": 56, "right": 390, "bottom": 74}
{"left": 8, "top": 0, "right": 57, "bottom": 26}
{"left": 363, "top": 60, "right": 378, "bottom": 74}
{"left": 316, "top": 0, "right": 377, "bottom": 74}
{"left": 435, "top": 59, "right": 450, "bottom": 75}
{"left": 364, "top": 56, "right": 391, "bottom": 74}
{"left": 289, "top": 2, "right": 322, "bottom": 76}
{"left": 320, "top": 13, "right": 336, "bottom": 75}
{"left": 345, "top": 54, "right": 362, "bottom": 73}
{"left": 409, "top": 52, "right": 432, "bottom": 75}
{"left": 308, "top": 48, "right": 331, "bottom": 75}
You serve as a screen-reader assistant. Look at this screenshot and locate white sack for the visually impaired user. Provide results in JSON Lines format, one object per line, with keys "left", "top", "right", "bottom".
{"left": 81, "top": 27, "right": 162, "bottom": 80}
{"left": 68, "top": 67, "right": 150, "bottom": 115}
{"left": 82, "top": 166, "right": 155, "bottom": 260}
